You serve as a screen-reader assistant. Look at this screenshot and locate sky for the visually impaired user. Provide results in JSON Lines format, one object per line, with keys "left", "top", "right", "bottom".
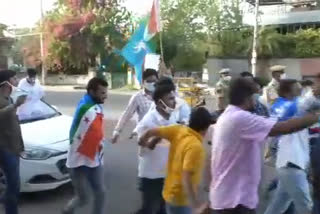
{"left": 0, "top": 0, "right": 153, "bottom": 28}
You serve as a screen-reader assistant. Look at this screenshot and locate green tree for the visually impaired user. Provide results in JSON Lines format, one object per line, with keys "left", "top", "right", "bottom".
{"left": 294, "top": 29, "right": 320, "bottom": 57}
{"left": 159, "top": 0, "right": 213, "bottom": 70}
{"left": 45, "top": 0, "right": 132, "bottom": 74}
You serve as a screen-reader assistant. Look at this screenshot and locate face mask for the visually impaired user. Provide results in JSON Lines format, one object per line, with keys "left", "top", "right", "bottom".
{"left": 159, "top": 99, "right": 175, "bottom": 114}
{"left": 144, "top": 81, "right": 155, "bottom": 92}
{"left": 5, "top": 81, "right": 28, "bottom": 97}
{"left": 27, "top": 77, "right": 36, "bottom": 85}
{"left": 223, "top": 76, "right": 232, "bottom": 82}
{"left": 280, "top": 73, "right": 287, "bottom": 80}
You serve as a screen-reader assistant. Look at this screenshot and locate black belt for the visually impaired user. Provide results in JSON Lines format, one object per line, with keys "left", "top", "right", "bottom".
{"left": 286, "top": 162, "right": 302, "bottom": 170}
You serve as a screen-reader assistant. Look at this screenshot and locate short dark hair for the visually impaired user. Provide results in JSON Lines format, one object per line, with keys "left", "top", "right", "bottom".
{"left": 240, "top": 71, "right": 253, "bottom": 78}
{"left": 143, "top": 69, "right": 158, "bottom": 81}
{"left": 27, "top": 68, "right": 37, "bottom": 77}
{"left": 155, "top": 77, "right": 176, "bottom": 90}
{"left": 300, "top": 79, "right": 314, "bottom": 87}
{"left": 0, "top": 69, "right": 16, "bottom": 86}
{"left": 189, "top": 107, "right": 213, "bottom": 132}
{"left": 153, "top": 82, "right": 175, "bottom": 103}
{"left": 229, "top": 78, "right": 256, "bottom": 106}
{"left": 86, "top": 77, "right": 108, "bottom": 93}
{"left": 278, "top": 79, "right": 298, "bottom": 97}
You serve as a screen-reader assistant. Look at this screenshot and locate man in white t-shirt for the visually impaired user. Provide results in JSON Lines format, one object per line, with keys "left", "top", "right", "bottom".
{"left": 17, "top": 68, "right": 44, "bottom": 120}
{"left": 134, "top": 79, "right": 179, "bottom": 214}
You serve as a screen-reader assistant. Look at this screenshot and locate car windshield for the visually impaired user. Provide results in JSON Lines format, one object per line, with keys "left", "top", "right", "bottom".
{"left": 11, "top": 91, "right": 60, "bottom": 123}
{"left": 17, "top": 100, "right": 60, "bottom": 123}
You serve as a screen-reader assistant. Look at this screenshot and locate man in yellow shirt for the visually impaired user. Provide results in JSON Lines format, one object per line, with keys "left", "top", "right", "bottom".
{"left": 139, "top": 107, "right": 213, "bottom": 214}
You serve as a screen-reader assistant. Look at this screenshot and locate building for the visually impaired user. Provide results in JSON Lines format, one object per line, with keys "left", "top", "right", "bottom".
{"left": 0, "top": 23, "right": 14, "bottom": 69}
{"left": 244, "top": 0, "right": 320, "bottom": 32}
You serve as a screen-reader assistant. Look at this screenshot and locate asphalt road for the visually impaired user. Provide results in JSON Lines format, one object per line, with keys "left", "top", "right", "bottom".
{"left": 17, "top": 89, "right": 143, "bottom": 214}
{"left": 3, "top": 88, "right": 276, "bottom": 214}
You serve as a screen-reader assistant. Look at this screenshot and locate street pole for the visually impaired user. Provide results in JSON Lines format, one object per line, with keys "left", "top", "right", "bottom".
{"left": 251, "top": 0, "right": 260, "bottom": 77}
{"left": 40, "top": 0, "right": 46, "bottom": 85}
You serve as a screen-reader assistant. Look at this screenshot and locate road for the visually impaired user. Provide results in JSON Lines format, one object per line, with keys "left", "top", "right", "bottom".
{"left": 6, "top": 88, "right": 275, "bottom": 214}
{"left": 18, "top": 88, "right": 143, "bottom": 214}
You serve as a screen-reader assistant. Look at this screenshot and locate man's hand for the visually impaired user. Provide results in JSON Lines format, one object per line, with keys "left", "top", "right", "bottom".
{"left": 15, "top": 95, "right": 27, "bottom": 108}
{"left": 138, "top": 133, "right": 148, "bottom": 147}
{"left": 111, "top": 134, "right": 119, "bottom": 144}
{"left": 148, "top": 137, "right": 162, "bottom": 150}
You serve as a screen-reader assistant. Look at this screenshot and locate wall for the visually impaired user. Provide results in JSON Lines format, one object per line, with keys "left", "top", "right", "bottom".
{"left": 207, "top": 58, "right": 250, "bottom": 86}
{"left": 45, "top": 74, "right": 93, "bottom": 86}
{"left": 44, "top": 71, "right": 128, "bottom": 89}
{"left": 207, "top": 57, "right": 320, "bottom": 86}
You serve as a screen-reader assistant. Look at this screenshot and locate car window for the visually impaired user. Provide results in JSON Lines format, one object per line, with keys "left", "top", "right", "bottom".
{"left": 17, "top": 100, "right": 60, "bottom": 123}
{"left": 17, "top": 99, "right": 60, "bottom": 123}
{"left": 11, "top": 92, "right": 60, "bottom": 123}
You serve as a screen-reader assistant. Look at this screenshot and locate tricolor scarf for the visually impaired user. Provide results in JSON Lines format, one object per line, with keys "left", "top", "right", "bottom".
{"left": 70, "top": 94, "right": 104, "bottom": 160}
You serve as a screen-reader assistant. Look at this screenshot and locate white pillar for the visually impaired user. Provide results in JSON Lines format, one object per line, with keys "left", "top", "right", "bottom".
{"left": 40, "top": 0, "right": 46, "bottom": 85}
{"left": 251, "top": 0, "right": 260, "bottom": 77}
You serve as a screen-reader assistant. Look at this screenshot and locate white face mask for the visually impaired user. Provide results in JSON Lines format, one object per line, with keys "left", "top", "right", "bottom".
{"left": 223, "top": 76, "right": 232, "bottom": 82}
{"left": 5, "top": 81, "right": 28, "bottom": 97}
{"left": 144, "top": 81, "right": 155, "bottom": 92}
{"left": 159, "top": 99, "right": 175, "bottom": 114}
{"left": 280, "top": 73, "right": 287, "bottom": 80}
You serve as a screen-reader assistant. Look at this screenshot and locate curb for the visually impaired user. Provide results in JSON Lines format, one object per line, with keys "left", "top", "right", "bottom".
{"left": 45, "top": 85, "right": 137, "bottom": 95}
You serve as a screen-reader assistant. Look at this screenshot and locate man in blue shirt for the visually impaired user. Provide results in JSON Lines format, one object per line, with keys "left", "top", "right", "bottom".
{"left": 265, "top": 79, "right": 301, "bottom": 214}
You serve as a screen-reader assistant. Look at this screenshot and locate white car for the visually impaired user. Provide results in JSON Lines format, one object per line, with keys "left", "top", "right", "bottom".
{"left": 0, "top": 99, "right": 72, "bottom": 197}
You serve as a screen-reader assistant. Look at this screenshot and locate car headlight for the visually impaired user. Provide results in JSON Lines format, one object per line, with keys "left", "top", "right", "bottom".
{"left": 20, "top": 148, "right": 66, "bottom": 160}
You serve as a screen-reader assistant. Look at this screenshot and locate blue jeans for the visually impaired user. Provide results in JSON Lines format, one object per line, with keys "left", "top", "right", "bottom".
{"left": 166, "top": 203, "right": 192, "bottom": 214}
{"left": 267, "top": 179, "right": 295, "bottom": 214}
{"left": 63, "top": 166, "right": 105, "bottom": 214}
{"left": 313, "top": 199, "right": 320, "bottom": 214}
{"left": 0, "top": 149, "right": 20, "bottom": 214}
{"left": 264, "top": 167, "right": 312, "bottom": 214}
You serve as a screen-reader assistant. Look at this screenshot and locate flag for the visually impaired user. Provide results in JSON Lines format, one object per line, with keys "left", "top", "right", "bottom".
{"left": 121, "top": 20, "right": 155, "bottom": 84}
{"left": 144, "top": 0, "right": 161, "bottom": 41}
{"left": 69, "top": 94, "right": 104, "bottom": 160}
{"left": 121, "top": 0, "right": 160, "bottom": 84}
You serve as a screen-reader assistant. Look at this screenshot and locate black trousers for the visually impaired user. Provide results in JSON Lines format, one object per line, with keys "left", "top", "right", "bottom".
{"left": 135, "top": 177, "right": 166, "bottom": 214}
{"left": 210, "top": 205, "right": 255, "bottom": 214}
{"left": 310, "top": 137, "right": 320, "bottom": 214}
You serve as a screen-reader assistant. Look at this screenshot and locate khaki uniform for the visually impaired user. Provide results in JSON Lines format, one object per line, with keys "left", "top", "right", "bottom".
{"left": 0, "top": 95, "right": 24, "bottom": 155}
{"left": 263, "top": 79, "right": 280, "bottom": 106}
{"left": 215, "top": 79, "right": 230, "bottom": 111}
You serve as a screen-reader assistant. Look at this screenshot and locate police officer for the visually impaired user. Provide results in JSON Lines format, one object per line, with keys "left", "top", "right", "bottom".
{"left": 263, "top": 65, "right": 286, "bottom": 106}
{"left": 215, "top": 68, "right": 232, "bottom": 114}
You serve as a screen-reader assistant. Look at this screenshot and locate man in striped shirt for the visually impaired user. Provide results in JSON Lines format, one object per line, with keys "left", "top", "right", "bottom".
{"left": 112, "top": 69, "right": 159, "bottom": 144}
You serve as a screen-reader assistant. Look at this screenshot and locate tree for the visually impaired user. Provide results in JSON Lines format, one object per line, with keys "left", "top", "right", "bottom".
{"left": 45, "top": 0, "right": 132, "bottom": 74}
{"left": 158, "top": 0, "right": 249, "bottom": 70}
{"left": 8, "top": 28, "right": 42, "bottom": 69}
{"left": 0, "top": 24, "right": 15, "bottom": 69}
{"left": 294, "top": 29, "right": 320, "bottom": 57}
{"left": 159, "top": 0, "right": 211, "bottom": 70}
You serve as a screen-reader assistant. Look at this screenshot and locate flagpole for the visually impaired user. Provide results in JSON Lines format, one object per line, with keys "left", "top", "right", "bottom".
{"left": 159, "top": 30, "right": 164, "bottom": 59}
{"left": 158, "top": 0, "right": 164, "bottom": 60}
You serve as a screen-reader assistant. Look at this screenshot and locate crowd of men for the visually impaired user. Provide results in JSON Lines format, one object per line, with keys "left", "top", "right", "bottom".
{"left": 1, "top": 65, "right": 320, "bottom": 214}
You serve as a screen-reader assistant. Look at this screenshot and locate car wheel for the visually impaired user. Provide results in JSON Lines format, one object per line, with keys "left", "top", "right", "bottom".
{"left": 0, "top": 166, "right": 7, "bottom": 199}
